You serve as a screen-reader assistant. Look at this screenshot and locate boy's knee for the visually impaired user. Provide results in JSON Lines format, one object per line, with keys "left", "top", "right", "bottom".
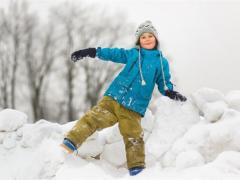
{"left": 119, "top": 125, "right": 143, "bottom": 139}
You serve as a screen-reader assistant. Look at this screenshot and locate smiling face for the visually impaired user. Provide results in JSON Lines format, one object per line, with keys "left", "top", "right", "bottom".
{"left": 139, "top": 32, "right": 157, "bottom": 49}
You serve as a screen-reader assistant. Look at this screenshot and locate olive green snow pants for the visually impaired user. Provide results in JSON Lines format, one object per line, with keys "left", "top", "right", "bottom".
{"left": 65, "top": 96, "right": 145, "bottom": 169}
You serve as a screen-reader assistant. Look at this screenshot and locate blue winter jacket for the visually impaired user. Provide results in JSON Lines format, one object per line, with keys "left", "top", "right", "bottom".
{"left": 96, "top": 47, "right": 173, "bottom": 117}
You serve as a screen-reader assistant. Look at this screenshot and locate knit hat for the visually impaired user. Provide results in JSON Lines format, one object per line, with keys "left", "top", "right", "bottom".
{"left": 135, "top": 20, "right": 159, "bottom": 45}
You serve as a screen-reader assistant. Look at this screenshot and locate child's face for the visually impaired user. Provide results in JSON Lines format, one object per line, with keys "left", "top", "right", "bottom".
{"left": 139, "top": 32, "right": 157, "bottom": 49}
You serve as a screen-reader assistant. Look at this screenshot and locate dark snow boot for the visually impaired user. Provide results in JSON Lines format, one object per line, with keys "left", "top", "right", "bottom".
{"left": 129, "top": 166, "right": 144, "bottom": 176}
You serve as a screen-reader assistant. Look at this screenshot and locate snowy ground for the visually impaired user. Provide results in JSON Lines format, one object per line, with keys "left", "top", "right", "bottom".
{"left": 1, "top": 87, "right": 240, "bottom": 180}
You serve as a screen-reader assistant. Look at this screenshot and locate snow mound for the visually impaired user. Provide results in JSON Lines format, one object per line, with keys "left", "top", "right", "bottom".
{"left": 1, "top": 88, "right": 240, "bottom": 180}
{"left": 0, "top": 109, "right": 27, "bottom": 132}
{"left": 175, "top": 150, "right": 204, "bottom": 169}
{"left": 146, "top": 96, "right": 199, "bottom": 162}
{"left": 191, "top": 87, "right": 228, "bottom": 122}
{"left": 225, "top": 90, "right": 240, "bottom": 111}
{"left": 163, "top": 109, "right": 240, "bottom": 168}
{"left": 20, "top": 120, "right": 63, "bottom": 148}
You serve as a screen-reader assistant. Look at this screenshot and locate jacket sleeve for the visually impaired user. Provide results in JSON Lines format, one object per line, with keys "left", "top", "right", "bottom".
{"left": 96, "top": 47, "right": 128, "bottom": 64}
{"left": 156, "top": 57, "right": 173, "bottom": 95}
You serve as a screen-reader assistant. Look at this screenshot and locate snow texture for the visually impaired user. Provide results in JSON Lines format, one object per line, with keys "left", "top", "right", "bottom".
{"left": 1, "top": 88, "right": 240, "bottom": 180}
{"left": 0, "top": 109, "right": 27, "bottom": 132}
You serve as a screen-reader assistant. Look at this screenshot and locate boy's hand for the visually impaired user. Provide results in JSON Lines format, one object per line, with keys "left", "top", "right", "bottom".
{"left": 71, "top": 48, "right": 96, "bottom": 62}
{"left": 165, "top": 90, "right": 187, "bottom": 102}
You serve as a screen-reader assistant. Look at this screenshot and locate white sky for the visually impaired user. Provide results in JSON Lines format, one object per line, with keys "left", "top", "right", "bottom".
{"left": 1, "top": 0, "right": 240, "bottom": 94}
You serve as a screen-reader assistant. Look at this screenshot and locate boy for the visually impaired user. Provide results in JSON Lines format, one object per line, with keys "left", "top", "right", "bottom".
{"left": 61, "top": 20, "right": 186, "bottom": 176}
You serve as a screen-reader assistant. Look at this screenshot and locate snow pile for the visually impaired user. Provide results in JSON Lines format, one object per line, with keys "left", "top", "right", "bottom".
{"left": 0, "top": 109, "right": 27, "bottom": 132}
{"left": 226, "top": 90, "right": 240, "bottom": 111}
{"left": 0, "top": 109, "right": 27, "bottom": 149}
{"left": 20, "top": 120, "right": 63, "bottom": 148}
{"left": 146, "top": 97, "right": 199, "bottom": 160}
{"left": 1, "top": 87, "right": 240, "bottom": 180}
{"left": 163, "top": 109, "right": 240, "bottom": 168}
{"left": 161, "top": 88, "right": 240, "bottom": 169}
{"left": 191, "top": 88, "right": 228, "bottom": 122}
{"left": 0, "top": 114, "right": 64, "bottom": 180}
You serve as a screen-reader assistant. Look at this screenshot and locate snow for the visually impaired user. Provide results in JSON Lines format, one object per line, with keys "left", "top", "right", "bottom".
{"left": 175, "top": 150, "right": 204, "bottom": 169}
{"left": 226, "top": 90, "right": 240, "bottom": 112}
{"left": 1, "top": 87, "right": 240, "bottom": 180}
{"left": 0, "top": 109, "right": 27, "bottom": 132}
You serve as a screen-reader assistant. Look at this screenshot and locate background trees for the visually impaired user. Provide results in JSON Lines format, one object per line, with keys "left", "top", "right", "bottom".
{"left": 0, "top": 0, "right": 134, "bottom": 123}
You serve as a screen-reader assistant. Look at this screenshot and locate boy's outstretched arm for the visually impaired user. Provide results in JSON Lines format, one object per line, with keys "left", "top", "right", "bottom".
{"left": 70, "top": 47, "right": 128, "bottom": 64}
{"left": 96, "top": 47, "right": 127, "bottom": 64}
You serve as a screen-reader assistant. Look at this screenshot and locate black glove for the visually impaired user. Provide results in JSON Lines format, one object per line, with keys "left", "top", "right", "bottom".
{"left": 71, "top": 48, "right": 96, "bottom": 62}
{"left": 165, "top": 90, "right": 187, "bottom": 102}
